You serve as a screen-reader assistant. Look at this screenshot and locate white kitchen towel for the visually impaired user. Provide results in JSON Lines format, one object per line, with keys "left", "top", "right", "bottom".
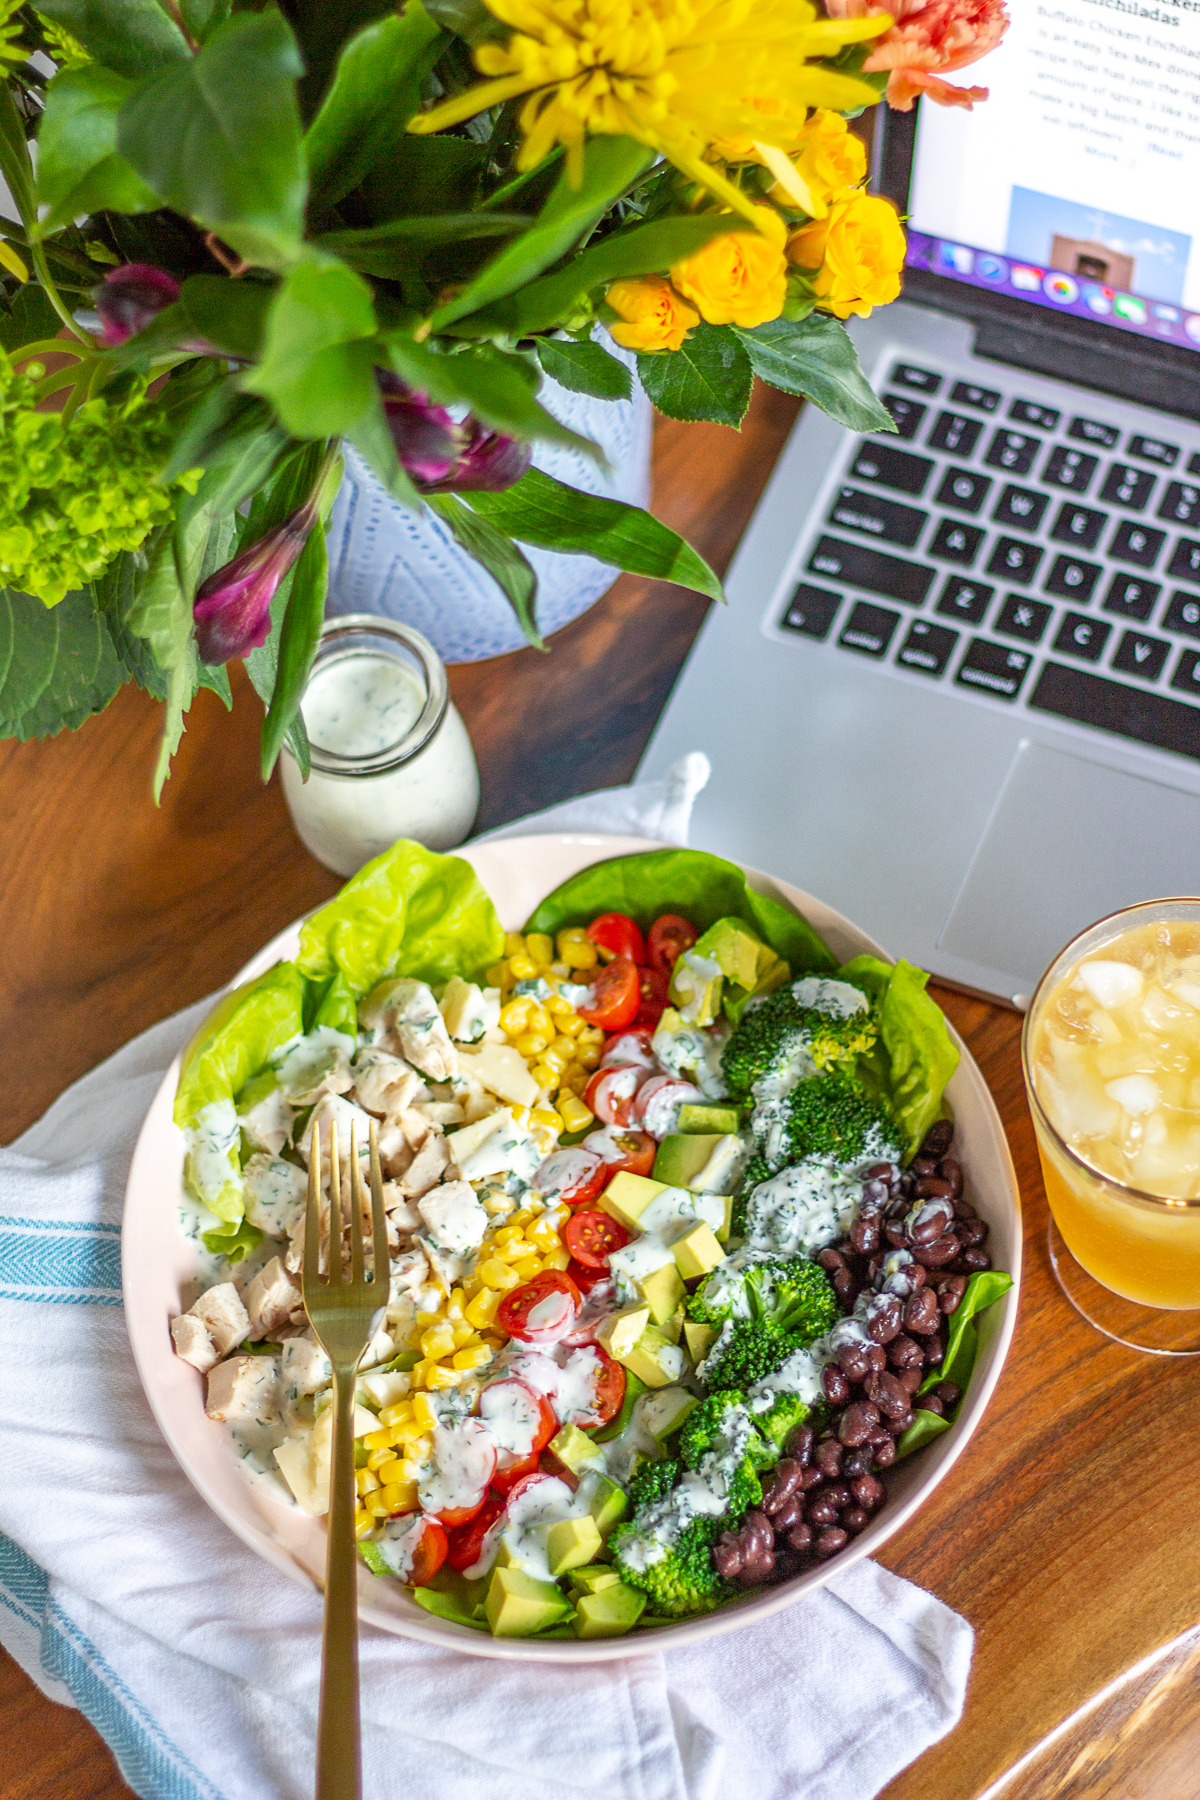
{"left": 0, "top": 758, "right": 973, "bottom": 1800}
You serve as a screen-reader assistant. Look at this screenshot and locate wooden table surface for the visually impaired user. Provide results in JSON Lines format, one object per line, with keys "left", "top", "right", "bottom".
{"left": 3, "top": 384, "right": 1200, "bottom": 1800}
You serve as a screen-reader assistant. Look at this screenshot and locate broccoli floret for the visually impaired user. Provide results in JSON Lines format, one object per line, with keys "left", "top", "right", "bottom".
{"left": 627, "top": 1457, "right": 680, "bottom": 1511}
{"left": 785, "top": 1072, "right": 899, "bottom": 1167}
{"left": 699, "top": 1317, "right": 800, "bottom": 1392}
{"left": 753, "top": 1390, "right": 810, "bottom": 1451}
{"left": 610, "top": 1514, "right": 729, "bottom": 1617}
{"left": 729, "top": 1153, "right": 771, "bottom": 1238}
{"left": 721, "top": 981, "right": 877, "bottom": 1098}
{"left": 687, "top": 1250, "right": 838, "bottom": 1342}
{"left": 678, "top": 1390, "right": 772, "bottom": 1476}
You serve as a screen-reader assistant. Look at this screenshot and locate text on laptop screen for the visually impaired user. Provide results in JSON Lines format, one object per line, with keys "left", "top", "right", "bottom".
{"left": 905, "top": 0, "right": 1200, "bottom": 353}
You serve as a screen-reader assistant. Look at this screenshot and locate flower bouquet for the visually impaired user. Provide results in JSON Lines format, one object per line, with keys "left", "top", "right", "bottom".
{"left": 0, "top": 0, "right": 1004, "bottom": 792}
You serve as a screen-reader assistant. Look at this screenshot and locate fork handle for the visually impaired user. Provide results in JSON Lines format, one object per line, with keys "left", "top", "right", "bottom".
{"left": 317, "top": 1365, "right": 362, "bottom": 1800}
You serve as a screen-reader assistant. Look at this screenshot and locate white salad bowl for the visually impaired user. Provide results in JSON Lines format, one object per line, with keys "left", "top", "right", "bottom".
{"left": 123, "top": 832, "right": 1022, "bottom": 1661}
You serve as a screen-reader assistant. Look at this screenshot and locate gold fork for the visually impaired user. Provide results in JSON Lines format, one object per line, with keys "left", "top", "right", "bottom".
{"left": 302, "top": 1117, "right": 388, "bottom": 1800}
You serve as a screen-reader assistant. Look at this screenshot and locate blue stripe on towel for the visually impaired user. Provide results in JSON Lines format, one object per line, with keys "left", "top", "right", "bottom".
{"left": 0, "top": 1221, "right": 122, "bottom": 1305}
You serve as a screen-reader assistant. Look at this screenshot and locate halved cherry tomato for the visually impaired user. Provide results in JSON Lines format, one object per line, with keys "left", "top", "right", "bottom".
{"left": 479, "top": 1379, "right": 558, "bottom": 1492}
{"left": 633, "top": 1073, "right": 705, "bottom": 1139}
{"left": 601, "top": 1024, "right": 657, "bottom": 1068}
{"left": 583, "top": 1126, "right": 657, "bottom": 1179}
{"left": 566, "top": 1256, "right": 607, "bottom": 1294}
{"left": 586, "top": 912, "right": 647, "bottom": 965}
{"left": 576, "top": 956, "right": 641, "bottom": 1031}
{"left": 583, "top": 1063, "right": 644, "bottom": 1127}
{"left": 563, "top": 1207, "right": 631, "bottom": 1270}
{"left": 579, "top": 1347, "right": 626, "bottom": 1428}
{"left": 443, "top": 1490, "right": 506, "bottom": 1573}
{"left": 496, "top": 1270, "right": 582, "bottom": 1344}
{"left": 634, "top": 966, "right": 669, "bottom": 1029}
{"left": 381, "top": 1512, "right": 450, "bottom": 1585}
{"left": 503, "top": 1469, "right": 554, "bottom": 1511}
{"left": 648, "top": 914, "right": 698, "bottom": 975}
{"left": 532, "top": 1146, "right": 607, "bottom": 1207}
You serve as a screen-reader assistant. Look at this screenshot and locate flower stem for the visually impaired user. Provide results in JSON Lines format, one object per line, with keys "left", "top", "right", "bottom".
{"left": 29, "top": 237, "right": 91, "bottom": 343}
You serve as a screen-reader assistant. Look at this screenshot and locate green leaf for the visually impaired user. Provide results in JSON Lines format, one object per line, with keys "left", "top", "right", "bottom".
{"left": 36, "top": 67, "right": 161, "bottom": 232}
{"left": 0, "top": 284, "right": 61, "bottom": 354}
{"left": 200, "top": 1220, "right": 263, "bottom": 1263}
{"left": 839, "top": 955, "right": 961, "bottom": 1158}
{"left": 304, "top": 4, "right": 444, "bottom": 212}
{"left": 431, "top": 494, "right": 541, "bottom": 648}
{"left": 458, "top": 214, "right": 749, "bottom": 338}
{"left": 93, "top": 541, "right": 168, "bottom": 700}
{"left": 116, "top": 11, "right": 307, "bottom": 272}
{"left": 0, "top": 83, "right": 35, "bottom": 227}
{"left": 894, "top": 1409, "right": 951, "bottom": 1461}
{"left": 180, "top": 0, "right": 232, "bottom": 42}
{"left": 161, "top": 380, "right": 290, "bottom": 504}
{"left": 242, "top": 254, "right": 378, "bottom": 438}
{"left": 243, "top": 558, "right": 311, "bottom": 777}
{"left": 422, "top": 0, "right": 509, "bottom": 42}
{"left": 425, "top": 135, "right": 655, "bottom": 333}
{"left": 465, "top": 467, "right": 723, "bottom": 603}
{"left": 345, "top": 390, "right": 423, "bottom": 513}
{"left": 636, "top": 323, "right": 752, "bottom": 428}
{"left": 175, "top": 958, "right": 307, "bottom": 1130}
{"left": 919, "top": 1271, "right": 1014, "bottom": 1398}
{"left": 383, "top": 335, "right": 602, "bottom": 462}
{"left": 318, "top": 212, "right": 532, "bottom": 280}
{"left": 358, "top": 134, "right": 485, "bottom": 222}
{"left": 535, "top": 336, "right": 632, "bottom": 401}
{"left": 260, "top": 511, "right": 328, "bottom": 780}
{"left": 178, "top": 274, "right": 274, "bottom": 362}
{"left": 34, "top": 0, "right": 190, "bottom": 79}
{"left": 734, "top": 316, "right": 895, "bottom": 432}
{"left": 0, "top": 588, "right": 126, "bottom": 741}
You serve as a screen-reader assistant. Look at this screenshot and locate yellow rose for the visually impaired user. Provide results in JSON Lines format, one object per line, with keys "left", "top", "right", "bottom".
{"left": 787, "top": 192, "right": 905, "bottom": 319}
{"left": 769, "top": 111, "right": 868, "bottom": 213}
{"left": 670, "top": 220, "right": 789, "bottom": 328}
{"left": 606, "top": 276, "right": 699, "bottom": 352}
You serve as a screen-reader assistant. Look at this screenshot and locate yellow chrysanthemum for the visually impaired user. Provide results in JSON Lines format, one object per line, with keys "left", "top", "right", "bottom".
{"left": 409, "top": 0, "right": 891, "bottom": 228}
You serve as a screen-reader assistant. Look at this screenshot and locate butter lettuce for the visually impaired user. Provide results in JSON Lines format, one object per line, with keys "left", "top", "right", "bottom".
{"left": 839, "top": 954, "right": 959, "bottom": 1159}
{"left": 175, "top": 961, "right": 306, "bottom": 1131}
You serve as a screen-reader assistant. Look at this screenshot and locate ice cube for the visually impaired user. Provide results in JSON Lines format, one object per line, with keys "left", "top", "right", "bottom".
{"left": 1104, "top": 1074, "right": 1160, "bottom": 1115}
{"left": 1140, "top": 986, "right": 1182, "bottom": 1031}
{"left": 1079, "top": 961, "right": 1143, "bottom": 1008}
{"left": 1167, "top": 978, "right": 1200, "bottom": 1012}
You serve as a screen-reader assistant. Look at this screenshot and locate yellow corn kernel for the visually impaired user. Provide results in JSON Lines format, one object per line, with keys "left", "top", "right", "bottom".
{"left": 562, "top": 939, "right": 598, "bottom": 971}
{"left": 550, "top": 961, "right": 570, "bottom": 979}
{"left": 464, "top": 1286, "right": 500, "bottom": 1329}
{"left": 557, "top": 1011, "right": 585, "bottom": 1038}
{"left": 528, "top": 1217, "right": 561, "bottom": 1250}
{"left": 557, "top": 927, "right": 588, "bottom": 954}
{"left": 355, "top": 1509, "right": 374, "bottom": 1539}
{"left": 558, "top": 1093, "right": 594, "bottom": 1133}
{"left": 363, "top": 1426, "right": 394, "bottom": 1453}
{"left": 366, "top": 1445, "right": 395, "bottom": 1472}
{"left": 499, "top": 998, "right": 531, "bottom": 1035}
{"left": 381, "top": 1479, "right": 419, "bottom": 1513}
{"left": 388, "top": 1416, "right": 425, "bottom": 1448}
{"left": 453, "top": 1343, "right": 493, "bottom": 1371}
{"left": 550, "top": 1033, "right": 578, "bottom": 1062}
{"left": 486, "top": 961, "right": 509, "bottom": 991}
{"left": 477, "top": 1256, "right": 521, "bottom": 1290}
{"left": 375, "top": 1456, "right": 405, "bottom": 1487}
{"left": 412, "top": 1392, "right": 438, "bottom": 1432}
{"left": 390, "top": 1457, "right": 424, "bottom": 1483}
{"left": 509, "top": 1104, "right": 531, "bottom": 1129}
{"left": 509, "top": 1252, "right": 541, "bottom": 1280}
{"left": 493, "top": 1225, "right": 524, "bottom": 1248}
{"left": 508, "top": 953, "right": 536, "bottom": 980}
{"left": 545, "top": 992, "right": 572, "bottom": 1017}
{"left": 525, "top": 933, "right": 554, "bottom": 967}
{"left": 530, "top": 1002, "right": 555, "bottom": 1035}
{"left": 510, "top": 1206, "right": 537, "bottom": 1228}
{"left": 514, "top": 1030, "right": 550, "bottom": 1058}
{"left": 529, "top": 1065, "right": 559, "bottom": 1098}
{"left": 426, "top": 1362, "right": 465, "bottom": 1389}
{"left": 542, "top": 1247, "right": 570, "bottom": 1272}
{"left": 504, "top": 931, "right": 526, "bottom": 957}
{"left": 447, "top": 1287, "right": 467, "bottom": 1320}
{"left": 579, "top": 1025, "right": 606, "bottom": 1048}
{"left": 379, "top": 1400, "right": 414, "bottom": 1429}
{"left": 420, "top": 1322, "right": 457, "bottom": 1360}
{"left": 538, "top": 1047, "right": 568, "bottom": 1080}
{"left": 356, "top": 1468, "right": 381, "bottom": 1495}
{"left": 450, "top": 1319, "right": 477, "bottom": 1348}
{"left": 482, "top": 1192, "right": 511, "bottom": 1216}
{"left": 365, "top": 1490, "right": 390, "bottom": 1517}
{"left": 575, "top": 1044, "right": 601, "bottom": 1070}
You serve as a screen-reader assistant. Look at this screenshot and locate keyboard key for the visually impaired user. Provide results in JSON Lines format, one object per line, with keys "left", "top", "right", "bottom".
{"left": 879, "top": 394, "right": 926, "bottom": 439}
{"left": 1029, "top": 662, "right": 1200, "bottom": 760}
{"left": 828, "top": 486, "right": 927, "bottom": 548}
{"left": 1070, "top": 417, "right": 1121, "bottom": 449}
{"left": 1043, "top": 447, "right": 1099, "bottom": 492}
{"left": 1112, "top": 629, "right": 1170, "bottom": 682}
{"left": 782, "top": 583, "right": 841, "bottom": 640}
{"left": 987, "top": 536, "right": 1044, "bottom": 584}
{"left": 1100, "top": 464, "right": 1156, "bottom": 512}
{"left": 985, "top": 430, "right": 1041, "bottom": 475}
{"left": 995, "top": 594, "right": 1052, "bottom": 643}
{"left": 1168, "top": 539, "right": 1200, "bottom": 584}
{"left": 890, "top": 363, "right": 942, "bottom": 394}
{"left": 1049, "top": 502, "right": 1106, "bottom": 550}
{"left": 993, "top": 485, "right": 1048, "bottom": 531}
{"left": 956, "top": 639, "right": 1033, "bottom": 700}
{"left": 1102, "top": 573, "right": 1160, "bottom": 621}
{"left": 1128, "top": 434, "right": 1179, "bottom": 468}
{"left": 950, "top": 380, "right": 1001, "bottom": 412}
{"left": 1190, "top": 452, "right": 1200, "bottom": 477}
{"left": 936, "top": 467, "right": 991, "bottom": 514}
{"left": 936, "top": 576, "right": 993, "bottom": 624}
{"left": 1010, "top": 399, "right": 1060, "bottom": 429}
{"left": 929, "top": 411, "right": 983, "bottom": 456}
{"left": 1044, "top": 554, "right": 1102, "bottom": 603}
{"left": 928, "top": 518, "right": 984, "bottom": 565}
{"left": 849, "top": 442, "right": 934, "bottom": 496}
{"left": 896, "top": 618, "right": 959, "bottom": 677}
{"left": 1109, "top": 520, "right": 1166, "bottom": 568}
{"left": 1158, "top": 483, "right": 1200, "bottom": 527}
{"left": 807, "top": 536, "right": 935, "bottom": 605}
{"left": 1162, "top": 591, "right": 1200, "bottom": 639}
{"left": 1054, "top": 612, "right": 1111, "bottom": 663}
{"left": 839, "top": 600, "right": 900, "bottom": 657}
{"left": 1171, "top": 648, "right": 1200, "bottom": 698}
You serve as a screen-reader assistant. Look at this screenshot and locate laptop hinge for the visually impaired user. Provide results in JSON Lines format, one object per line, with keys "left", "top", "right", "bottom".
{"left": 971, "top": 313, "right": 1200, "bottom": 423}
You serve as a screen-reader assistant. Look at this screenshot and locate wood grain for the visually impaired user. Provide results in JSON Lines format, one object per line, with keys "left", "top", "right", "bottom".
{"left": 4, "top": 386, "right": 1200, "bottom": 1800}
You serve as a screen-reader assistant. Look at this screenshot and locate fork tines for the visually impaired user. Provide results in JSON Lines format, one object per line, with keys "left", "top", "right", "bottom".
{"left": 304, "top": 1118, "right": 388, "bottom": 1289}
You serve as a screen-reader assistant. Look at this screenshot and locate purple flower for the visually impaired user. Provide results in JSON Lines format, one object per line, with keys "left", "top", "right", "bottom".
{"left": 193, "top": 507, "right": 314, "bottom": 664}
{"left": 424, "top": 419, "right": 531, "bottom": 494}
{"left": 378, "top": 373, "right": 530, "bottom": 495}
{"left": 94, "top": 264, "right": 181, "bottom": 347}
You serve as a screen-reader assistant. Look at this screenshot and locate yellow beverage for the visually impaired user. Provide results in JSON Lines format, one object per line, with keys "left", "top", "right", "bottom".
{"left": 1024, "top": 903, "right": 1200, "bottom": 1310}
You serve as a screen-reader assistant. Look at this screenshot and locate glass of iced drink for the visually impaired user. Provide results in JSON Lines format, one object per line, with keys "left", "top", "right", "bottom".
{"left": 1023, "top": 899, "right": 1200, "bottom": 1354}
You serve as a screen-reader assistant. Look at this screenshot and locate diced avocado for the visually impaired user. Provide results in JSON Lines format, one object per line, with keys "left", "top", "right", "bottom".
{"left": 567, "top": 1565, "right": 623, "bottom": 1596}
{"left": 692, "top": 917, "right": 764, "bottom": 992}
{"left": 426, "top": 1565, "right": 490, "bottom": 1617}
{"left": 599, "top": 1171, "right": 667, "bottom": 1230}
{"left": 684, "top": 1320, "right": 718, "bottom": 1364}
{"left": 545, "top": 1514, "right": 604, "bottom": 1576}
{"left": 672, "top": 1221, "right": 725, "bottom": 1282}
{"left": 635, "top": 1259, "right": 685, "bottom": 1327}
{"left": 484, "top": 1567, "right": 572, "bottom": 1636}
{"left": 574, "top": 1582, "right": 647, "bottom": 1638}
{"left": 668, "top": 950, "right": 723, "bottom": 1026}
{"left": 597, "top": 1303, "right": 650, "bottom": 1360}
{"left": 550, "top": 1423, "right": 605, "bottom": 1475}
{"left": 677, "top": 1102, "right": 744, "bottom": 1135}
{"left": 637, "top": 1385, "right": 697, "bottom": 1442}
{"left": 661, "top": 1304, "right": 685, "bottom": 1345}
{"left": 587, "top": 1473, "right": 629, "bottom": 1534}
{"left": 652, "top": 1133, "right": 742, "bottom": 1195}
{"left": 725, "top": 943, "right": 790, "bottom": 1024}
{"left": 619, "top": 1325, "right": 687, "bottom": 1388}
{"left": 592, "top": 1369, "right": 647, "bottom": 1442}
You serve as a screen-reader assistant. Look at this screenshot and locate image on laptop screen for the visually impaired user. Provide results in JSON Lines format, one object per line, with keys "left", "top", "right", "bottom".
{"left": 904, "top": 0, "right": 1200, "bottom": 355}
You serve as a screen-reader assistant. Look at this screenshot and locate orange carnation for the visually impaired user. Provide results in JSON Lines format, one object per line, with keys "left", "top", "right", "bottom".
{"left": 788, "top": 192, "right": 905, "bottom": 319}
{"left": 606, "top": 276, "right": 699, "bottom": 352}
{"left": 823, "top": 0, "right": 1009, "bottom": 110}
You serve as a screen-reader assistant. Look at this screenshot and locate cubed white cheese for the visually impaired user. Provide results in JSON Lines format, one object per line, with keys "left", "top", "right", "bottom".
{"left": 455, "top": 1041, "right": 540, "bottom": 1109}
{"left": 417, "top": 1179, "right": 489, "bottom": 1254}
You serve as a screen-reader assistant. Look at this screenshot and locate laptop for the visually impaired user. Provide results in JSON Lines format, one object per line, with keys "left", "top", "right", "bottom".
{"left": 637, "top": 4, "right": 1200, "bottom": 1007}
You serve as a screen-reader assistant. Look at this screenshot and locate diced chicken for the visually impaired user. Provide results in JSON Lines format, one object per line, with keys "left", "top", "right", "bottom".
{"left": 284, "top": 1211, "right": 306, "bottom": 1275}
{"left": 273, "top": 1027, "right": 355, "bottom": 1106}
{"left": 417, "top": 1178, "right": 489, "bottom": 1255}
{"left": 419, "top": 1100, "right": 465, "bottom": 1127}
{"left": 243, "top": 1256, "right": 304, "bottom": 1341}
{"left": 190, "top": 1282, "right": 250, "bottom": 1357}
{"left": 205, "top": 1354, "right": 281, "bottom": 1424}
{"left": 389, "top": 1247, "right": 429, "bottom": 1303}
{"left": 360, "top": 978, "right": 459, "bottom": 1081}
{"left": 243, "top": 1153, "right": 308, "bottom": 1237}
{"left": 170, "top": 1312, "right": 218, "bottom": 1372}
{"left": 303, "top": 1093, "right": 374, "bottom": 1164}
{"left": 238, "top": 1084, "right": 294, "bottom": 1157}
{"left": 396, "top": 1133, "right": 450, "bottom": 1199}
{"left": 351, "top": 1047, "right": 426, "bottom": 1117}
{"left": 281, "top": 1335, "right": 331, "bottom": 1399}
{"left": 381, "top": 1182, "right": 423, "bottom": 1232}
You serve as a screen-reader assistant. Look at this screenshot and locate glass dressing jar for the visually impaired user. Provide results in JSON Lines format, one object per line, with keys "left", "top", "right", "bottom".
{"left": 280, "top": 615, "right": 480, "bottom": 875}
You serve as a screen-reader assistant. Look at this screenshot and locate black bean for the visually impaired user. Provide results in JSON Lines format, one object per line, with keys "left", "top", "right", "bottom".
{"left": 831, "top": 1267, "right": 855, "bottom": 1305}
{"left": 866, "top": 1343, "right": 888, "bottom": 1372}
{"left": 872, "top": 1436, "right": 897, "bottom": 1468}
{"left": 931, "top": 1380, "right": 962, "bottom": 1408}
{"left": 786, "top": 1521, "right": 813, "bottom": 1552}
{"left": 807, "top": 1494, "right": 841, "bottom": 1527}
{"left": 773, "top": 1496, "right": 803, "bottom": 1532}
{"left": 897, "top": 1365, "right": 923, "bottom": 1394}
{"left": 921, "top": 1120, "right": 954, "bottom": 1159}
{"left": 835, "top": 1340, "right": 874, "bottom": 1382}
{"left": 866, "top": 1369, "right": 912, "bottom": 1420}
{"left": 814, "top": 1527, "right": 849, "bottom": 1559}
{"left": 939, "top": 1157, "right": 964, "bottom": 1197}
{"left": 884, "top": 1221, "right": 908, "bottom": 1248}
{"left": 714, "top": 1536, "right": 742, "bottom": 1579}
{"left": 958, "top": 1218, "right": 989, "bottom": 1247}
{"left": 959, "top": 1246, "right": 992, "bottom": 1271}
{"left": 842, "top": 1446, "right": 873, "bottom": 1478}
{"left": 910, "top": 1156, "right": 938, "bottom": 1178}
{"left": 862, "top": 1178, "right": 890, "bottom": 1206}
{"left": 936, "top": 1275, "right": 967, "bottom": 1314}
{"left": 866, "top": 1295, "right": 903, "bottom": 1344}
{"left": 924, "top": 1331, "right": 946, "bottom": 1367}
{"left": 903, "top": 1288, "right": 940, "bottom": 1335}
{"left": 852, "top": 1473, "right": 885, "bottom": 1511}
{"left": 864, "top": 1162, "right": 895, "bottom": 1183}
{"left": 919, "top": 1394, "right": 944, "bottom": 1416}
{"left": 912, "top": 1235, "right": 961, "bottom": 1268}
{"left": 784, "top": 1423, "right": 814, "bottom": 1466}
{"left": 888, "top": 1333, "right": 923, "bottom": 1369}
{"left": 818, "top": 1247, "right": 847, "bottom": 1274}
{"left": 851, "top": 1215, "right": 881, "bottom": 1255}
{"left": 886, "top": 1407, "right": 914, "bottom": 1435}
{"left": 842, "top": 1507, "right": 870, "bottom": 1535}
{"left": 838, "top": 1401, "right": 881, "bottom": 1446}
{"left": 914, "top": 1178, "right": 955, "bottom": 1203}
{"left": 815, "top": 1437, "right": 844, "bottom": 1478}
{"left": 910, "top": 1201, "right": 954, "bottom": 1245}
{"left": 822, "top": 1363, "right": 851, "bottom": 1406}
{"left": 822, "top": 1481, "right": 852, "bottom": 1511}
{"left": 799, "top": 1466, "right": 824, "bottom": 1491}
{"left": 953, "top": 1198, "right": 977, "bottom": 1220}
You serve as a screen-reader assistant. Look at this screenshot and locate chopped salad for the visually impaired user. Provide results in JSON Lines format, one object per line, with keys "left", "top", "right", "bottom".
{"left": 169, "top": 841, "right": 1012, "bottom": 1639}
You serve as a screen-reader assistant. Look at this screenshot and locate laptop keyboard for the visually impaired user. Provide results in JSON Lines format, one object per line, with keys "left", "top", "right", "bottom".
{"left": 780, "top": 359, "right": 1200, "bottom": 762}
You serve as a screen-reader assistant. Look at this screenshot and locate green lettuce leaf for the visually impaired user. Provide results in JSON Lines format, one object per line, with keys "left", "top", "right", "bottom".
{"left": 175, "top": 960, "right": 307, "bottom": 1128}
{"left": 313, "top": 969, "right": 359, "bottom": 1037}
{"left": 522, "top": 847, "right": 836, "bottom": 974}
{"left": 296, "top": 838, "right": 504, "bottom": 994}
{"left": 201, "top": 1220, "right": 265, "bottom": 1264}
{"left": 839, "top": 954, "right": 959, "bottom": 1158}
{"left": 918, "top": 1269, "right": 1014, "bottom": 1398}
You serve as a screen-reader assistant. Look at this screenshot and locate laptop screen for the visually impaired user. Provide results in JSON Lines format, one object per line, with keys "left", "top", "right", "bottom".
{"left": 905, "top": 0, "right": 1200, "bottom": 356}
